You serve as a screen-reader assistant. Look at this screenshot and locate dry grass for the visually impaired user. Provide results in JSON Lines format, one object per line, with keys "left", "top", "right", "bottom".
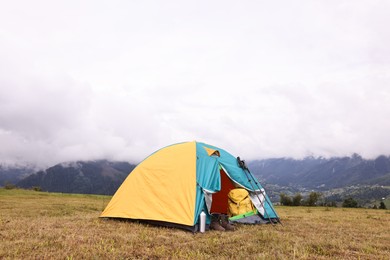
{"left": 1, "top": 188, "right": 389, "bottom": 259}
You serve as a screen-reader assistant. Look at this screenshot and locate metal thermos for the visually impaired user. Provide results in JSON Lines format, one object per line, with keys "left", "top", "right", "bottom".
{"left": 200, "top": 211, "right": 206, "bottom": 233}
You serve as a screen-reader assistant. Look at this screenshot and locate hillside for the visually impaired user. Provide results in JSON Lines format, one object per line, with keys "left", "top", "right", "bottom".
{"left": 0, "top": 164, "right": 36, "bottom": 186}
{"left": 17, "top": 160, "right": 135, "bottom": 195}
{"left": 247, "top": 155, "right": 390, "bottom": 206}
{"left": 248, "top": 154, "right": 390, "bottom": 189}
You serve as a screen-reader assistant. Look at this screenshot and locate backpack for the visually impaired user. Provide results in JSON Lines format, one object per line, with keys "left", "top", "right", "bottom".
{"left": 227, "top": 188, "right": 255, "bottom": 217}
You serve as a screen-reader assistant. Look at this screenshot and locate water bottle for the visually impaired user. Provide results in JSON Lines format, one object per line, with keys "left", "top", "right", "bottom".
{"left": 200, "top": 211, "right": 206, "bottom": 233}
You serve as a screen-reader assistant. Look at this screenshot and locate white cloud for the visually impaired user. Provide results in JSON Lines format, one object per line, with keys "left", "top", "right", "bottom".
{"left": 1, "top": 0, "right": 390, "bottom": 167}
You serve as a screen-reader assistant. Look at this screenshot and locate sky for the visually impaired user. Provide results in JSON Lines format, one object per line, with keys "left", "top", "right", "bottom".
{"left": 1, "top": 1, "right": 390, "bottom": 167}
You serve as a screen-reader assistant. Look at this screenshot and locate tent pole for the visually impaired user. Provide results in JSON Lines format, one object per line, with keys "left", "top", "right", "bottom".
{"left": 245, "top": 169, "right": 282, "bottom": 225}
{"left": 238, "top": 157, "right": 275, "bottom": 224}
{"left": 237, "top": 157, "right": 282, "bottom": 225}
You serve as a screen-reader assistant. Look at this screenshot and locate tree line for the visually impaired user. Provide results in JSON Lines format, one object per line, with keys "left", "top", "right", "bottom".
{"left": 279, "top": 192, "right": 387, "bottom": 209}
{"left": 279, "top": 192, "right": 324, "bottom": 207}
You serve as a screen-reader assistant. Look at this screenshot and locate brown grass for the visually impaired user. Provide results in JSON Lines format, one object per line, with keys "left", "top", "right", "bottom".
{"left": 1, "top": 188, "right": 389, "bottom": 259}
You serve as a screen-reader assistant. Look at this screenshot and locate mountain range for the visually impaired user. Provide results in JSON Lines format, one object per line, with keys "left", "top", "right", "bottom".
{"left": 247, "top": 154, "right": 390, "bottom": 189}
{"left": 16, "top": 160, "right": 135, "bottom": 195}
{"left": 1, "top": 155, "right": 390, "bottom": 201}
{"left": 247, "top": 155, "right": 390, "bottom": 206}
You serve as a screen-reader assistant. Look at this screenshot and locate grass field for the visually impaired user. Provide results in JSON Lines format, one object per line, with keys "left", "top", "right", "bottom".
{"left": 0, "top": 188, "right": 389, "bottom": 259}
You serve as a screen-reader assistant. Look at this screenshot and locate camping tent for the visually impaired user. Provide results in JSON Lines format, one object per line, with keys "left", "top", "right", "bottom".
{"left": 100, "top": 141, "right": 279, "bottom": 231}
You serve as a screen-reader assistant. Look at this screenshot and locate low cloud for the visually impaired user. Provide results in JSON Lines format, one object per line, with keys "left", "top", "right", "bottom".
{"left": 1, "top": 1, "right": 390, "bottom": 167}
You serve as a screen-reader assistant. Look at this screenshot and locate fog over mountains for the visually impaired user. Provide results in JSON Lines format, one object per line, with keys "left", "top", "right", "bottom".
{"left": 0, "top": 154, "right": 389, "bottom": 197}
{"left": 2, "top": 161, "right": 135, "bottom": 195}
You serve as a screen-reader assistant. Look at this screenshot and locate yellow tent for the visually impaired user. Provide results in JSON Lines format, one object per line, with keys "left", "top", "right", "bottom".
{"left": 101, "top": 141, "right": 279, "bottom": 231}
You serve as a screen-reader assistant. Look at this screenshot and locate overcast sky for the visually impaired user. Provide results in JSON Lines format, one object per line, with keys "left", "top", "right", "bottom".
{"left": 1, "top": 1, "right": 389, "bottom": 167}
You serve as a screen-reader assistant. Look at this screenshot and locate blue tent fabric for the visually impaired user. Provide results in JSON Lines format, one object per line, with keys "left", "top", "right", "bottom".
{"left": 193, "top": 142, "right": 279, "bottom": 225}
{"left": 194, "top": 147, "right": 221, "bottom": 225}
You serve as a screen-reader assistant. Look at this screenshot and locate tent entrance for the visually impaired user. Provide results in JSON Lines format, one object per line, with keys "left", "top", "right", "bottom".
{"left": 210, "top": 168, "right": 236, "bottom": 214}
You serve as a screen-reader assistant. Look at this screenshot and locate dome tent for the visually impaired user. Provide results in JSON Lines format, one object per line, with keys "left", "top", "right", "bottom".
{"left": 100, "top": 141, "right": 279, "bottom": 231}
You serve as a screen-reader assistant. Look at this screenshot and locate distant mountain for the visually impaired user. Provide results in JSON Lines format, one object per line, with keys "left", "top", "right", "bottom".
{"left": 6, "top": 154, "right": 390, "bottom": 204}
{"left": 17, "top": 160, "right": 136, "bottom": 195}
{"left": 248, "top": 154, "right": 390, "bottom": 189}
{"left": 0, "top": 164, "right": 36, "bottom": 186}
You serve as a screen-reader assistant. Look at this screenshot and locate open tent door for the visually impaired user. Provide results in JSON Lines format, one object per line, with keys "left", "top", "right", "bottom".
{"left": 210, "top": 167, "right": 236, "bottom": 214}
{"left": 208, "top": 167, "right": 273, "bottom": 224}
